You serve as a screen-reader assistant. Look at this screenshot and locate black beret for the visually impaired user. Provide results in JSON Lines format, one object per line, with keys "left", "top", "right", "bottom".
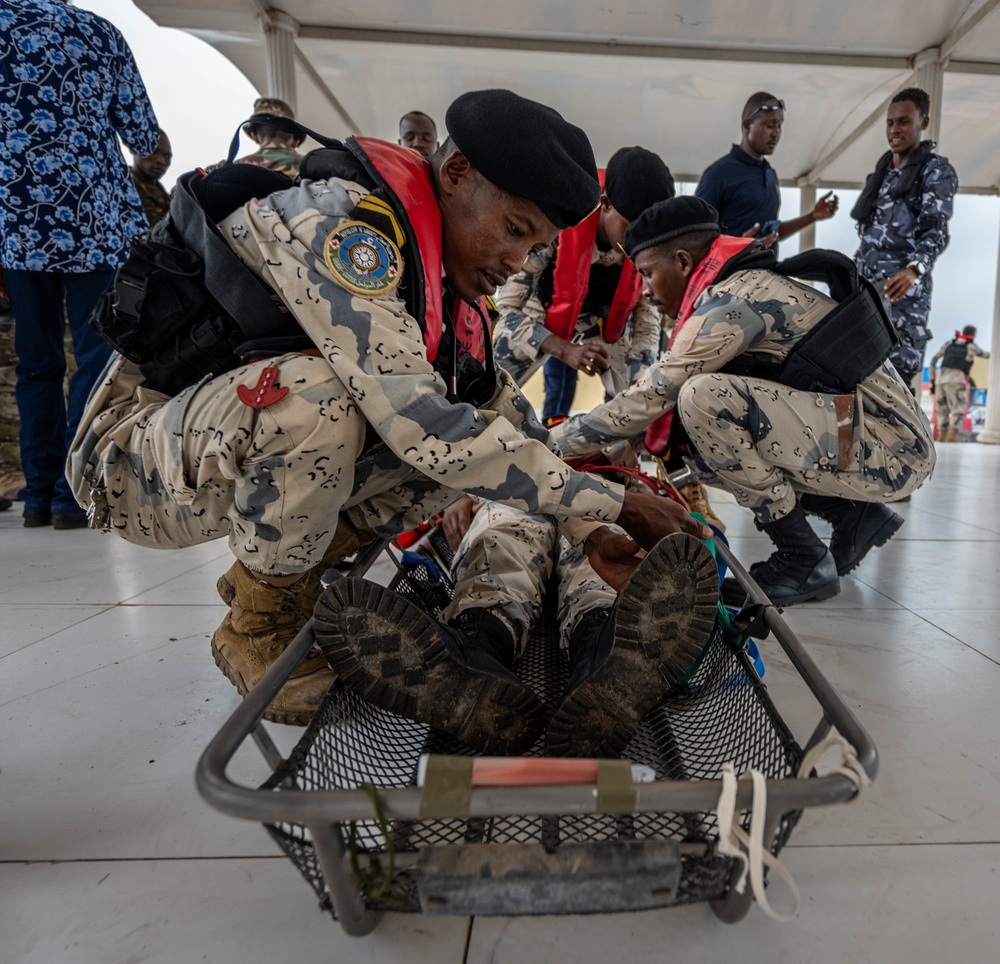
{"left": 445, "top": 89, "right": 600, "bottom": 229}
{"left": 623, "top": 196, "right": 720, "bottom": 258}
{"left": 604, "top": 147, "right": 675, "bottom": 222}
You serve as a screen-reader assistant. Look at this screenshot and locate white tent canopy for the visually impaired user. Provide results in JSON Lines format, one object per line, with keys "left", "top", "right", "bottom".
{"left": 135, "top": 0, "right": 1000, "bottom": 440}
{"left": 137, "top": 0, "right": 1000, "bottom": 191}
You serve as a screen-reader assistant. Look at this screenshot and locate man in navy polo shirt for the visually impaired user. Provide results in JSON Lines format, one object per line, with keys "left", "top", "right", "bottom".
{"left": 696, "top": 91, "right": 838, "bottom": 252}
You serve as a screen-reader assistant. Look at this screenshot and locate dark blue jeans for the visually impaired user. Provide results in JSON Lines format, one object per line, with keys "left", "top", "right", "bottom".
{"left": 541, "top": 356, "right": 579, "bottom": 422}
{"left": 6, "top": 268, "right": 115, "bottom": 513}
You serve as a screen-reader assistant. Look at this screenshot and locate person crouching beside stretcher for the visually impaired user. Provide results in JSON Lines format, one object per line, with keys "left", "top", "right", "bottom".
{"left": 68, "top": 89, "right": 711, "bottom": 739}
{"left": 549, "top": 196, "right": 936, "bottom": 607}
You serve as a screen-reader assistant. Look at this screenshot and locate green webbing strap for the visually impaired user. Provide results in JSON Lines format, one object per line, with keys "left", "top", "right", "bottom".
{"left": 596, "top": 759, "right": 636, "bottom": 815}
{"left": 418, "top": 755, "right": 474, "bottom": 820}
{"left": 677, "top": 513, "right": 744, "bottom": 683}
{"left": 347, "top": 782, "right": 405, "bottom": 906}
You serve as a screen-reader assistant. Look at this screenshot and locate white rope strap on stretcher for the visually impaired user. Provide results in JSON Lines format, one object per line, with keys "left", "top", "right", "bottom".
{"left": 715, "top": 734, "right": 870, "bottom": 922}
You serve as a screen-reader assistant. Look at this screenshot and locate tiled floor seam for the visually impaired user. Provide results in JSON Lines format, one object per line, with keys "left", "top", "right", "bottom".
{"left": 902, "top": 608, "right": 1000, "bottom": 668}
{"left": 0, "top": 605, "right": 117, "bottom": 660}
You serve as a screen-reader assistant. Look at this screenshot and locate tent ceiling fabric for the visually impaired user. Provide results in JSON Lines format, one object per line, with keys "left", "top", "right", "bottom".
{"left": 136, "top": 0, "right": 1000, "bottom": 193}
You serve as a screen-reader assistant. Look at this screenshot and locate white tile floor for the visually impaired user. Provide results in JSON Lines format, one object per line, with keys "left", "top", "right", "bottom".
{"left": 2, "top": 444, "right": 999, "bottom": 964}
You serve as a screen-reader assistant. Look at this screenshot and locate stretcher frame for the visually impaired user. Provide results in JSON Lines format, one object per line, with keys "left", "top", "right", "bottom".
{"left": 195, "top": 536, "right": 877, "bottom": 935}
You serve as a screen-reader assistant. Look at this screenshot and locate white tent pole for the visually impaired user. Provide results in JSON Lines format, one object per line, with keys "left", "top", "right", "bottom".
{"left": 259, "top": 8, "right": 299, "bottom": 111}
{"left": 913, "top": 48, "right": 944, "bottom": 142}
{"left": 975, "top": 205, "right": 1000, "bottom": 444}
{"left": 798, "top": 185, "right": 816, "bottom": 252}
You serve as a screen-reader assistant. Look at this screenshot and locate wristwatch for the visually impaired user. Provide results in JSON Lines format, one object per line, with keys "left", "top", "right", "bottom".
{"left": 906, "top": 261, "right": 927, "bottom": 278}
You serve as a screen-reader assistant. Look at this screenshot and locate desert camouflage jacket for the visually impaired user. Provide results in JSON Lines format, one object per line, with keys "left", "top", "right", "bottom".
{"left": 551, "top": 267, "right": 927, "bottom": 458}
{"left": 493, "top": 239, "right": 662, "bottom": 383}
{"left": 219, "top": 176, "right": 623, "bottom": 542}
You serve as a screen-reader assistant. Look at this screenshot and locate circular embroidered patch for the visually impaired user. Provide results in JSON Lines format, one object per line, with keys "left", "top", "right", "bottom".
{"left": 324, "top": 220, "right": 401, "bottom": 295}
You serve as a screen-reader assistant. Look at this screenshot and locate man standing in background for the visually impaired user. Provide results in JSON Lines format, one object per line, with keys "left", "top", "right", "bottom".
{"left": 0, "top": 0, "right": 159, "bottom": 528}
{"left": 398, "top": 110, "right": 439, "bottom": 160}
{"left": 233, "top": 97, "right": 304, "bottom": 176}
{"left": 697, "top": 91, "right": 838, "bottom": 252}
{"left": 853, "top": 87, "right": 958, "bottom": 390}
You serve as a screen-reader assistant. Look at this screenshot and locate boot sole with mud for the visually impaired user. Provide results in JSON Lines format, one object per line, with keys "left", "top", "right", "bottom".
{"left": 313, "top": 578, "right": 546, "bottom": 756}
{"left": 546, "top": 532, "right": 719, "bottom": 758}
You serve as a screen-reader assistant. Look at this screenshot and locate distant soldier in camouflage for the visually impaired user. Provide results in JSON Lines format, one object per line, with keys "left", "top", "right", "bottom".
{"left": 929, "top": 325, "right": 990, "bottom": 441}
{"left": 233, "top": 98, "right": 305, "bottom": 177}
{"left": 853, "top": 87, "right": 958, "bottom": 389}
{"left": 69, "top": 90, "right": 708, "bottom": 743}
{"left": 129, "top": 131, "right": 173, "bottom": 227}
{"left": 551, "top": 196, "right": 935, "bottom": 606}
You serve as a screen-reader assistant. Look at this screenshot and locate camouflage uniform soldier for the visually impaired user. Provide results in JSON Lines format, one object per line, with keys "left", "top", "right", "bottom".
{"left": 551, "top": 196, "right": 935, "bottom": 606}
{"left": 69, "top": 90, "right": 708, "bottom": 740}
{"left": 853, "top": 88, "right": 958, "bottom": 388}
{"left": 425, "top": 500, "right": 718, "bottom": 756}
{"left": 493, "top": 146, "right": 672, "bottom": 407}
{"left": 929, "top": 325, "right": 990, "bottom": 441}
{"left": 234, "top": 98, "right": 305, "bottom": 177}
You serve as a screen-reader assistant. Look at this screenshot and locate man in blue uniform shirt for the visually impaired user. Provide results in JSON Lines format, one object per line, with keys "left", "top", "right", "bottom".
{"left": 696, "top": 91, "right": 838, "bottom": 253}
{"left": 853, "top": 87, "right": 958, "bottom": 389}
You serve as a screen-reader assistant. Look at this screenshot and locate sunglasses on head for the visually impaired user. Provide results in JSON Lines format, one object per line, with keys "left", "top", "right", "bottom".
{"left": 746, "top": 100, "right": 785, "bottom": 120}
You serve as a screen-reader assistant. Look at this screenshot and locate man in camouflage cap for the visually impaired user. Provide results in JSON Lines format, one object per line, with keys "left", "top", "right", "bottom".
{"left": 69, "top": 89, "right": 708, "bottom": 738}
{"left": 235, "top": 97, "right": 305, "bottom": 177}
{"left": 853, "top": 88, "right": 958, "bottom": 390}
{"left": 551, "top": 195, "right": 935, "bottom": 606}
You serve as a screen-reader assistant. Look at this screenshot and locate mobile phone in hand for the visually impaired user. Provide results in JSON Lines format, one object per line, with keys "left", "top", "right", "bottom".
{"left": 758, "top": 219, "right": 780, "bottom": 237}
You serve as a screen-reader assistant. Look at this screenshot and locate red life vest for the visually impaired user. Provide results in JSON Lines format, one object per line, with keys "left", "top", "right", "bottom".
{"left": 645, "top": 235, "right": 757, "bottom": 455}
{"left": 545, "top": 170, "right": 643, "bottom": 345}
{"left": 351, "top": 137, "right": 488, "bottom": 365}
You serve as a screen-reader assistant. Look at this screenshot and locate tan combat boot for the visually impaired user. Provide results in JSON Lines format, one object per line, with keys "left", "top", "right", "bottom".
{"left": 944, "top": 427, "right": 960, "bottom": 443}
{"left": 678, "top": 480, "right": 726, "bottom": 533}
{"left": 212, "top": 518, "right": 379, "bottom": 725}
{"left": 211, "top": 561, "right": 331, "bottom": 725}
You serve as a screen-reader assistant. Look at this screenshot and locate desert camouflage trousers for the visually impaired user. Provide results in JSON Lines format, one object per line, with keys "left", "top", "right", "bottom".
{"left": 934, "top": 370, "right": 968, "bottom": 433}
{"left": 69, "top": 353, "right": 466, "bottom": 574}
{"left": 676, "top": 372, "right": 935, "bottom": 523}
{"left": 441, "top": 502, "right": 614, "bottom": 653}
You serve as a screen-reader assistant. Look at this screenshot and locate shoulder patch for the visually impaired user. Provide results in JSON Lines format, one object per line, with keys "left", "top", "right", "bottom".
{"left": 324, "top": 220, "right": 401, "bottom": 296}
{"left": 355, "top": 193, "right": 405, "bottom": 247}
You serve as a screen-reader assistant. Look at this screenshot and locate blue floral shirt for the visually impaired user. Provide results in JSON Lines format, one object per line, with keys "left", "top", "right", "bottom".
{"left": 0, "top": 0, "right": 159, "bottom": 272}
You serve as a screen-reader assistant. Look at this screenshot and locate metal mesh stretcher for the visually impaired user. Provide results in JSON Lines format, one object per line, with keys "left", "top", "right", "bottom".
{"left": 195, "top": 532, "right": 877, "bottom": 935}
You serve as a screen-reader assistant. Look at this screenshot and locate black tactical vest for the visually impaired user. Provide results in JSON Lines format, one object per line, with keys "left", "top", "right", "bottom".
{"left": 942, "top": 339, "right": 974, "bottom": 374}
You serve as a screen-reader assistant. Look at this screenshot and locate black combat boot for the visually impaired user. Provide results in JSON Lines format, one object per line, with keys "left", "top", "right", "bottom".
{"left": 722, "top": 504, "right": 840, "bottom": 607}
{"left": 799, "top": 494, "right": 904, "bottom": 576}
{"left": 313, "top": 579, "right": 545, "bottom": 755}
{"left": 545, "top": 532, "right": 719, "bottom": 758}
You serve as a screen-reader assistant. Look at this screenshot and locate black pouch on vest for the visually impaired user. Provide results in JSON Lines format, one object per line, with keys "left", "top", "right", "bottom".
{"left": 92, "top": 164, "right": 312, "bottom": 395}
{"left": 727, "top": 249, "right": 900, "bottom": 394}
{"left": 778, "top": 278, "right": 898, "bottom": 394}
